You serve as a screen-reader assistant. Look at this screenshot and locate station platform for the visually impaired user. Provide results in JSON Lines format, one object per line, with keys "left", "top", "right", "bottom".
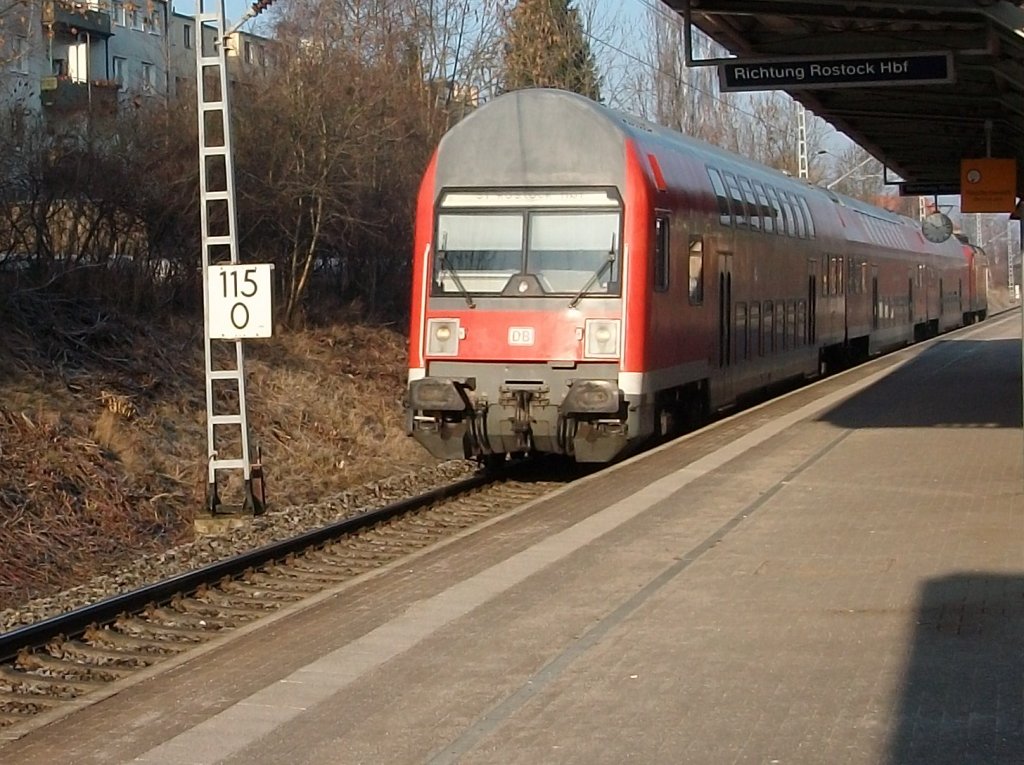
{"left": 3, "top": 312, "right": 1022, "bottom": 765}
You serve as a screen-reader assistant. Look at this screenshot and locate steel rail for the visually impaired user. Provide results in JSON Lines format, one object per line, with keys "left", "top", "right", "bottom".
{"left": 0, "top": 471, "right": 492, "bottom": 664}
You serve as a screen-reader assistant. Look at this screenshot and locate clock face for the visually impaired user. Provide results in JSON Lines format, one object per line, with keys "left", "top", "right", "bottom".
{"left": 922, "top": 212, "right": 953, "bottom": 244}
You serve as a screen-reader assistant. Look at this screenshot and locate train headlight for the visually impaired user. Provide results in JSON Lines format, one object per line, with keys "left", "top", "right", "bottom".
{"left": 427, "top": 318, "right": 460, "bottom": 356}
{"left": 584, "top": 319, "right": 621, "bottom": 359}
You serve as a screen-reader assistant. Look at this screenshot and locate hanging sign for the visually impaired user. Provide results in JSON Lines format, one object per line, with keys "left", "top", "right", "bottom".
{"left": 960, "top": 158, "right": 1017, "bottom": 213}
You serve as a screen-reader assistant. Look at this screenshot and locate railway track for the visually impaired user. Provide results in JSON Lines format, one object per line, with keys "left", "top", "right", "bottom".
{"left": 0, "top": 466, "right": 570, "bottom": 735}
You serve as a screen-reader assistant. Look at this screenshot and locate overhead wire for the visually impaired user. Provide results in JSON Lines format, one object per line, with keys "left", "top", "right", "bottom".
{"left": 578, "top": 21, "right": 787, "bottom": 133}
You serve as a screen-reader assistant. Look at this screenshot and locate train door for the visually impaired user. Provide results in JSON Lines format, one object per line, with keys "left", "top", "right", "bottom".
{"left": 908, "top": 270, "right": 914, "bottom": 326}
{"left": 807, "top": 258, "right": 818, "bottom": 344}
{"left": 871, "top": 266, "right": 879, "bottom": 330}
{"left": 718, "top": 253, "right": 733, "bottom": 368}
{"left": 838, "top": 255, "right": 847, "bottom": 342}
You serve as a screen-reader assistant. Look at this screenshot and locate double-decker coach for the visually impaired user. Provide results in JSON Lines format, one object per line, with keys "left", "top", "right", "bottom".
{"left": 405, "top": 88, "right": 983, "bottom": 464}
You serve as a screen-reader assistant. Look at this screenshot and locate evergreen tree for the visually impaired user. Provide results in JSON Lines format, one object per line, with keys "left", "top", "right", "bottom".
{"left": 500, "top": 0, "right": 601, "bottom": 101}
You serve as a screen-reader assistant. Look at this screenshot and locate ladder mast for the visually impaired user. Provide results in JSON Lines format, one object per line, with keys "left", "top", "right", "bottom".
{"left": 195, "top": 0, "right": 259, "bottom": 513}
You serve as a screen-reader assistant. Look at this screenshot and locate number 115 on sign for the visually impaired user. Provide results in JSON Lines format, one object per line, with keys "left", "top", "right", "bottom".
{"left": 208, "top": 263, "right": 274, "bottom": 339}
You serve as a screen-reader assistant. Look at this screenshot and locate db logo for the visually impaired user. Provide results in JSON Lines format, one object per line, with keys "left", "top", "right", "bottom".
{"left": 508, "top": 327, "right": 535, "bottom": 346}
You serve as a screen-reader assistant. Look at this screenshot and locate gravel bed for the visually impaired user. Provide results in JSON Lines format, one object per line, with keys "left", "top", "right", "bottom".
{"left": 0, "top": 460, "right": 478, "bottom": 634}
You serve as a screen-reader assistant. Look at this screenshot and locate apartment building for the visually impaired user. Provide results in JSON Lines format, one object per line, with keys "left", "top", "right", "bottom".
{"left": 2, "top": 0, "right": 270, "bottom": 118}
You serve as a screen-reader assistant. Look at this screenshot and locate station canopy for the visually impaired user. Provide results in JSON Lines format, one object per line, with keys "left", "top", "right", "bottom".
{"left": 672, "top": 0, "right": 1024, "bottom": 202}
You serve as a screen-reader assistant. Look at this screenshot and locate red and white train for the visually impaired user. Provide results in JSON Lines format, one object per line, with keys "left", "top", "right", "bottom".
{"left": 405, "top": 88, "right": 988, "bottom": 463}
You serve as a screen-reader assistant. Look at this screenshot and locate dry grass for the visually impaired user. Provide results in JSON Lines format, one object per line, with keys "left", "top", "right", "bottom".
{"left": 0, "top": 289, "right": 436, "bottom": 609}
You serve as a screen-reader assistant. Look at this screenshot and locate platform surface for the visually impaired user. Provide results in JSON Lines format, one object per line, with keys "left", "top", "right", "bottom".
{"left": 3, "top": 312, "right": 1022, "bottom": 765}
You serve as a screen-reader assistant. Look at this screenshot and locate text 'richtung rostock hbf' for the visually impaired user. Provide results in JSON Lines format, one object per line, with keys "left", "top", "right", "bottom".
{"left": 731, "top": 60, "right": 913, "bottom": 82}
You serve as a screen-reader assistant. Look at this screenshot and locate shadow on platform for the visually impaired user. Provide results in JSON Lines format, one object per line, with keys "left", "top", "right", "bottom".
{"left": 820, "top": 339, "right": 1022, "bottom": 429}
{"left": 887, "top": 573, "right": 1024, "bottom": 764}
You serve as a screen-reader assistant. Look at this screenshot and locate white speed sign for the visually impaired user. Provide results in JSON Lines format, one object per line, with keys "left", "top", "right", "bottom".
{"left": 208, "top": 263, "right": 274, "bottom": 339}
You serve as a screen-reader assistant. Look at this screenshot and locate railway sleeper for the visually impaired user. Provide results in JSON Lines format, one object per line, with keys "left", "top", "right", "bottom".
{"left": 50, "top": 639, "right": 161, "bottom": 667}
{"left": 259, "top": 565, "right": 351, "bottom": 585}
{"left": 195, "top": 584, "right": 287, "bottom": 610}
{"left": 283, "top": 560, "right": 366, "bottom": 577}
{"left": 16, "top": 652, "right": 130, "bottom": 682}
{"left": 84, "top": 625, "right": 191, "bottom": 654}
{"left": 219, "top": 581, "right": 307, "bottom": 600}
{"left": 115, "top": 616, "right": 216, "bottom": 642}
{"left": 0, "top": 665, "right": 103, "bottom": 694}
{"left": 144, "top": 606, "right": 239, "bottom": 631}
{"left": 172, "top": 595, "right": 270, "bottom": 620}
{"left": 242, "top": 573, "right": 327, "bottom": 593}
{"left": 0, "top": 689, "right": 63, "bottom": 707}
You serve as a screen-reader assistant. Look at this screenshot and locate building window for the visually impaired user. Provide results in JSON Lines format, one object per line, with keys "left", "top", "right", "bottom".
{"left": 244, "top": 40, "right": 254, "bottom": 64}
{"left": 141, "top": 61, "right": 155, "bottom": 90}
{"left": 183, "top": 24, "right": 192, "bottom": 49}
{"left": 131, "top": 8, "right": 144, "bottom": 30}
{"left": 11, "top": 36, "right": 28, "bottom": 74}
{"left": 148, "top": 13, "right": 162, "bottom": 35}
{"left": 112, "top": 56, "right": 126, "bottom": 84}
{"left": 113, "top": 0, "right": 126, "bottom": 26}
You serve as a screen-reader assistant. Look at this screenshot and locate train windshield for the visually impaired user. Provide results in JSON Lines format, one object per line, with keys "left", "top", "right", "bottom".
{"left": 434, "top": 209, "right": 621, "bottom": 297}
{"left": 527, "top": 212, "right": 620, "bottom": 294}
{"left": 435, "top": 214, "right": 522, "bottom": 294}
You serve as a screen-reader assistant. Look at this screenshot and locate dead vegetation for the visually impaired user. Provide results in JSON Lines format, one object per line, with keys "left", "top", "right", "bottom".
{"left": 0, "top": 287, "right": 436, "bottom": 610}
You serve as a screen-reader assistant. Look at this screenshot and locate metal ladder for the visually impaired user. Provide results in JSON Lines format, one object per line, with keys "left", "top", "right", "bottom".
{"left": 195, "top": 0, "right": 263, "bottom": 514}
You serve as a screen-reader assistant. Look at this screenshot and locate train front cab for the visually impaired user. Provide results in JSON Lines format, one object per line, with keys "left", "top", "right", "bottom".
{"left": 406, "top": 187, "right": 640, "bottom": 464}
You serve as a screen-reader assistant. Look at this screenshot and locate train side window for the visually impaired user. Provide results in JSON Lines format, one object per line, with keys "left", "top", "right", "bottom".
{"left": 798, "top": 196, "right": 815, "bottom": 238}
{"left": 776, "top": 301, "right": 787, "bottom": 350}
{"left": 735, "top": 302, "right": 748, "bottom": 361}
{"left": 739, "top": 177, "right": 760, "bottom": 231}
{"left": 654, "top": 214, "right": 670, "bottom": 292}
{"left": 797, "top": 300, "right": 807, "bottom": 345}
{"left": 837, "top": 257, "right": 844, "bottom": 295}
{"left": 706, "top": 167, "right": 732, "bottom": 226}
{"left": 688, "top": 237, "right": 704, "bottom": 304}
{"left": 753, "top": 181, "right": 774, "bottom": 234}
{"left": 786, "top": 192, "right": 806, "bottom": 238}
{"left": 749, "top": 302, "right": 761, "bottom": 356}
{"left": 787, "top": 302, "right": 797, "bottom": 348}
{"left": 763, "top": 301, "right": 774, "bottom": 353}
{"left": 723, "top": 171, "right": 748, "bottom": 227}
{"left": 765, "top": 185, "right": 784, "bottom": 234}
{"left": 778, "top": 192, "right": 795, "bottom": 236}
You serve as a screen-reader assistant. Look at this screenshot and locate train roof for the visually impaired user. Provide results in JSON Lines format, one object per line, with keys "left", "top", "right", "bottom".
{"left": 436, "top": 89, "right": 962, "bottom": 259}
{"left": 446, "top": 91, "right": 863, "bottom": 206}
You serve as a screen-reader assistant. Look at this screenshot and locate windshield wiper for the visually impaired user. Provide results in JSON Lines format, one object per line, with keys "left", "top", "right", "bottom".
{"left": 436, "top": 236, "right": 475, "bottom": 309}
{"left": 569, "top": 234, "right": 617, "bottom": 309}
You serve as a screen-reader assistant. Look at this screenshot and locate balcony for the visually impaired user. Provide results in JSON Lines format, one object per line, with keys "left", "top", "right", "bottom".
{"left": 40, "top": 77, "right": 119, "bottom": 115}
{"left": 42, "top": 0, "right": 112, "bottom": 37}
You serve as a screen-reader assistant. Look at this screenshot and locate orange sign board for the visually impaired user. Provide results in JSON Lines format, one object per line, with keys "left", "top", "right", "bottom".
{"left": 961, "top": 158, "right": 1017, "bottom": 213}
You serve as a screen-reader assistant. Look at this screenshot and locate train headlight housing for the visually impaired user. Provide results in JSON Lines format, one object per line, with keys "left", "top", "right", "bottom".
{"left": 561, "top": 380, "right": 621, "bottom": 415}
{"left": 409, "top": 378, "right": 469, "bottom": 411}
{"left": 427, "top": 318, "right": 460, "bottom": 356}
{"left": 584, "top": 319, "right": 621, "bottom": 359}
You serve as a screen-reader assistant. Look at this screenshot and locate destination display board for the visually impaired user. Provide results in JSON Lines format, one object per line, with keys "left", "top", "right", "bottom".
{"left": 719, "top": 52, "right": 954, "bottom": 92}
{"left": 899, "top": 182, "right": 961, "bottom": 197}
